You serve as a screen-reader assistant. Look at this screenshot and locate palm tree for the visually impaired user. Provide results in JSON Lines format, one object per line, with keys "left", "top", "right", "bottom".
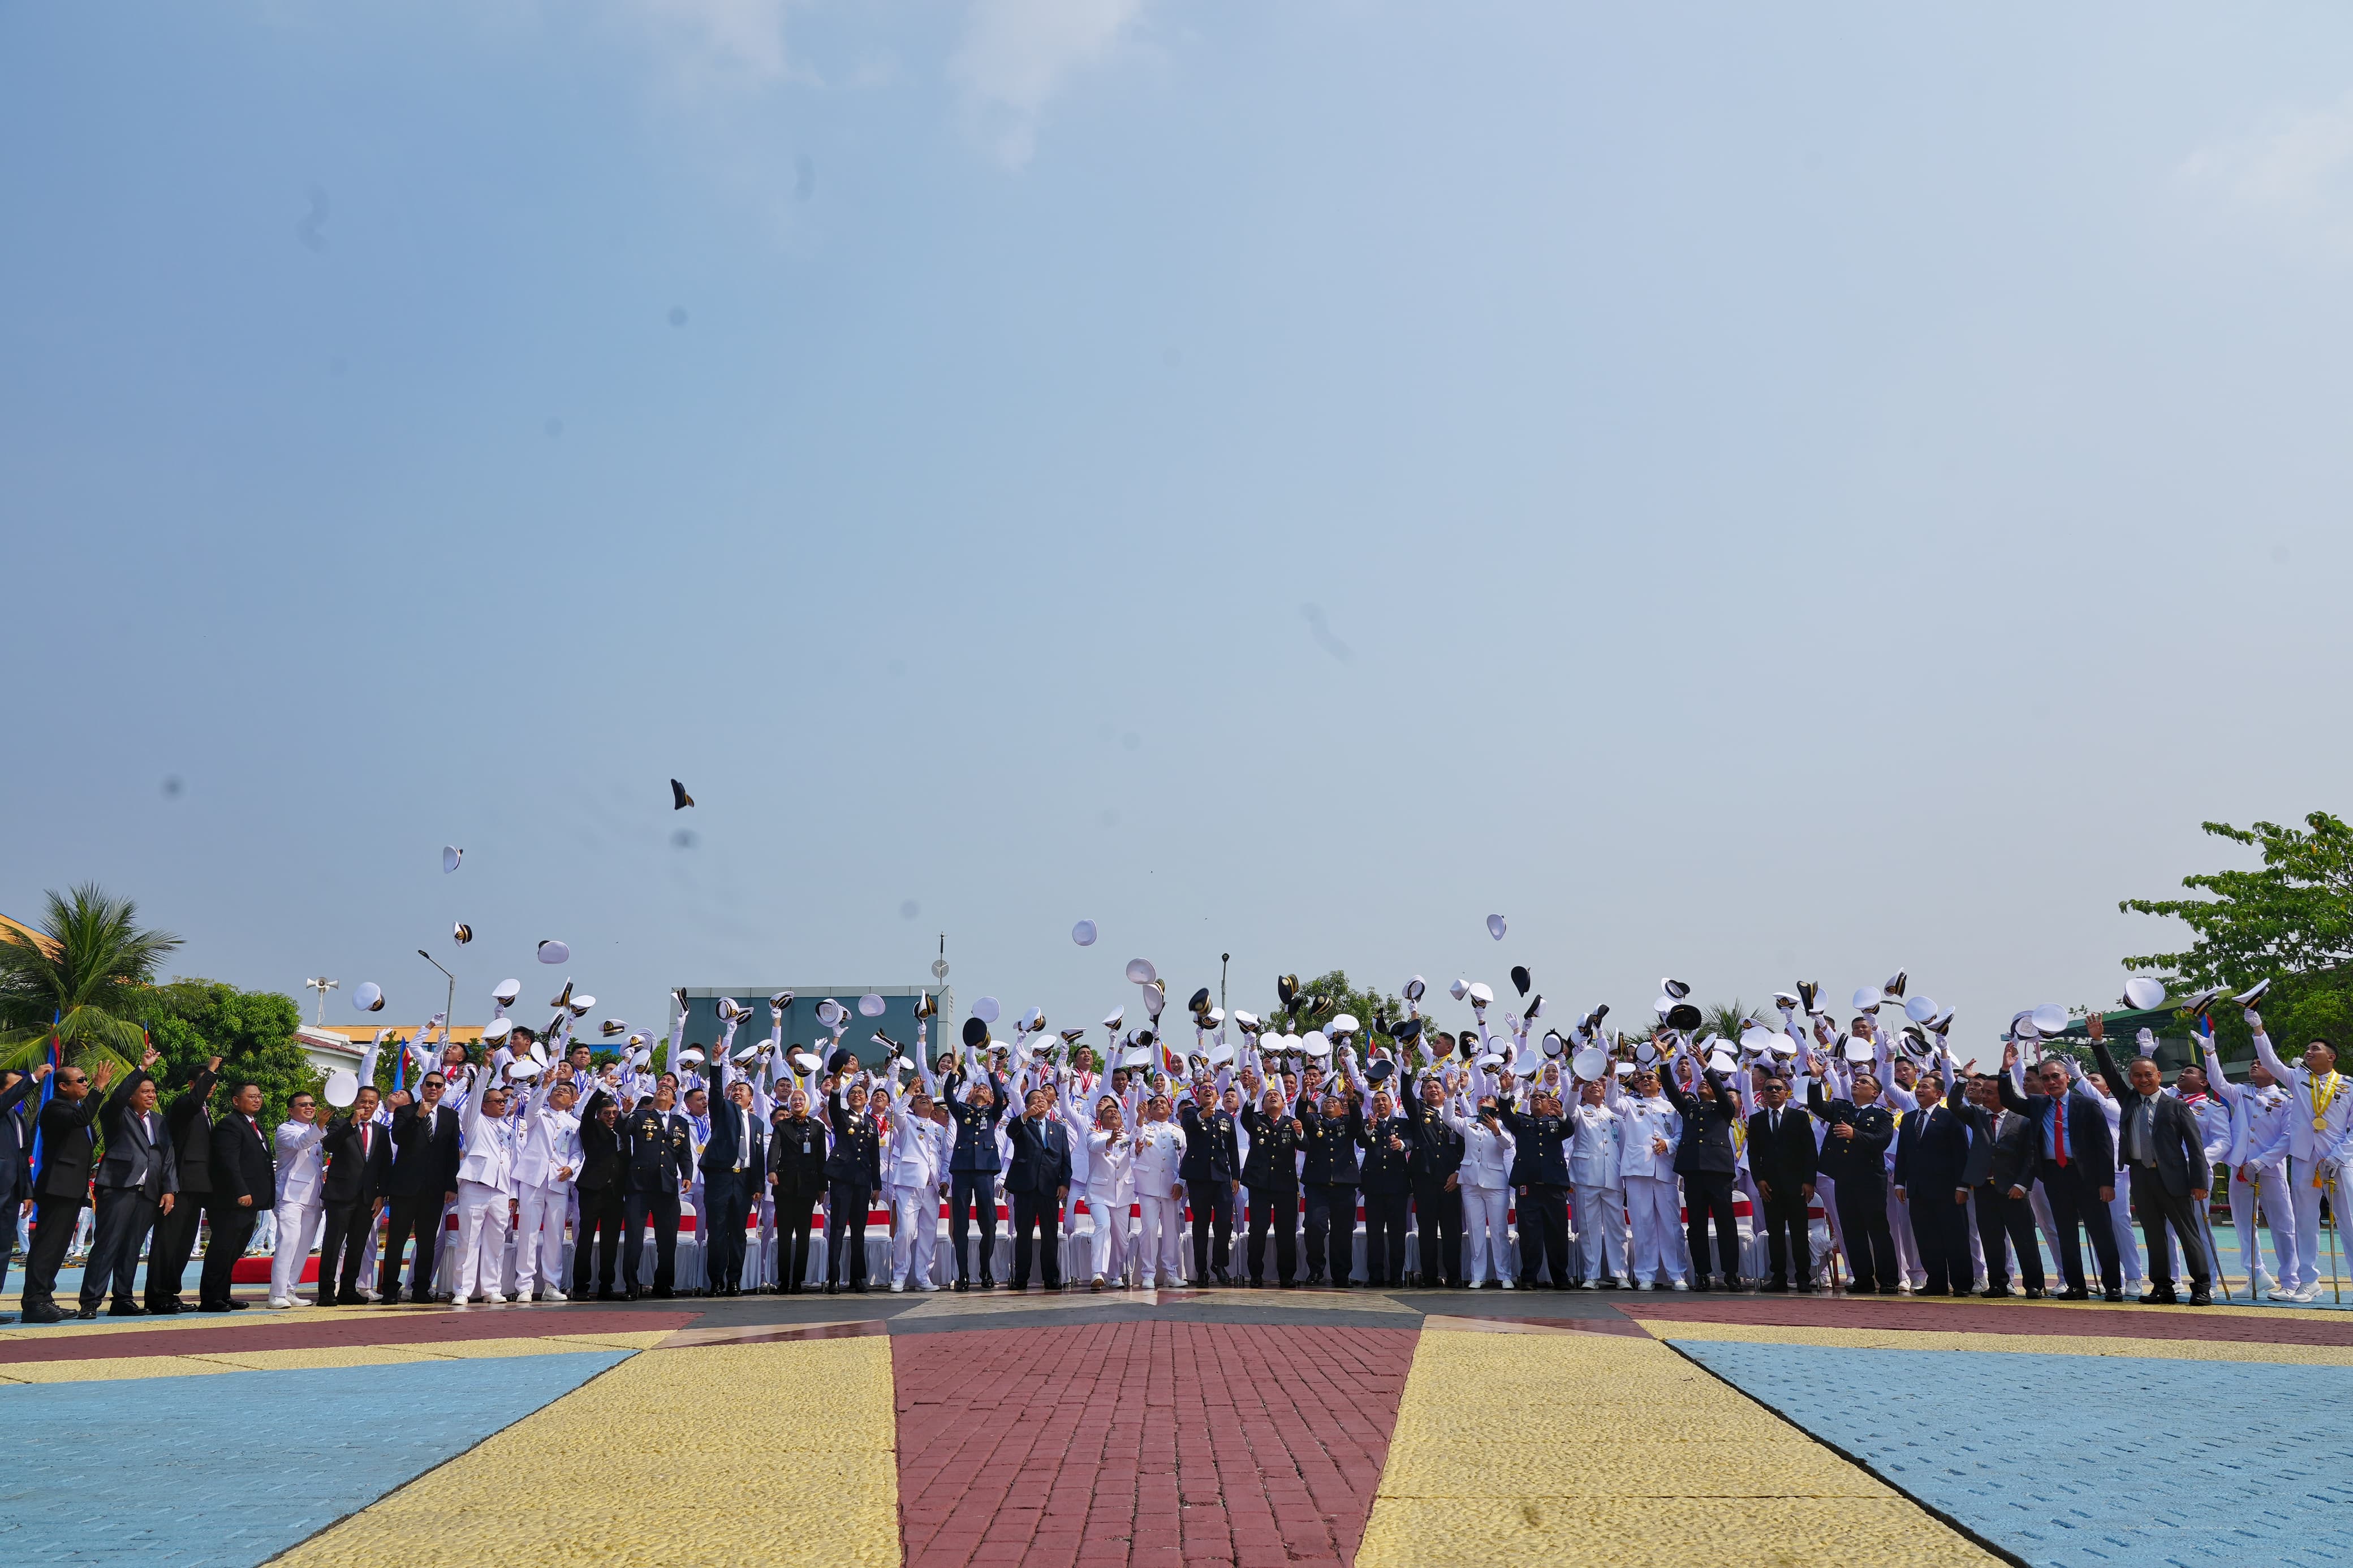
{"left": 0, "top": 884, "right": 183, "bottom": 1073}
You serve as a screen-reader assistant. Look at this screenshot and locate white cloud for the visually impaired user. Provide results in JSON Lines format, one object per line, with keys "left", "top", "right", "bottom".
{"left": 951, "top": 0, "right": 1146, "bottom": 167}
{"left": 624, "top": 0, "right": 795, "bottom": 85}
{"left": 2181, "top": 91, "right": 2353, "bottom": 256}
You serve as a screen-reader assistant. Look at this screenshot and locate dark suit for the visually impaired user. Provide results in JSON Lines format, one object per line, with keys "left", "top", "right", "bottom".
{"left": 822, "top": 1093, "right": 880, "bottom": 1290}
{"left": 1998, "top": 1071, "right": 2119, "bottom": 1295}
{"left": 1405, "top": 1097, "right": 1464, "bottom": 1287}
{"left": 1240, "top": 1107, "right": 1302, "bottom": 1284}
{"left": 0, "top": 1072, "right": 40, "bottom": 1304}
{"left": 1299, "top": 1103, "right": 1364, "bottom": 1285}
{"left": 1957, "top": 1096, "right": 2044, "bottom": 1293}
{"left": 1176, "top": 1099, "right": 1239, "bottom": 1282}
{"left": 766, "top": 1107, "right": 826, "bottom": 1292}
{"left": 945, "top": 1074, "right": 1007, "bottom": 1284}
{"left": 1745, "top": 1103, "right": 1818, "bottom": 1289}
{"left": 1003, "top": 1113, "right": 1071, "bottom": 1288}
{"left": 1662, "top": 1070, "right": 1742, "bottom": 1285}
{"left": 2091, "top": 1039, "right": 2212, "bottom": 1294}
{"left": 379, "top": 1100, "right": 461, "bottom": 1302}
{"left": 1893, "top": 1086, "right": 1975, "bottom": 1295}
{"left": 200, "top": 1109, "right": 274, "bottom": 1310}
{"left": 1356, "top": 1114, "right": 1414, "bottom": 1286}
{"left": 81, "top": 1072, "right": 176, "bottom": 1311}
{"left": 1807, "top": 1083, "right": 1899, "bottom": 1290}
{"left": 699, "top": 1098, "right": 768, "bottom": 1291}
{"left": 570, "top": 1091, "right": 626, "bottom": 1294}
{"left": 145, "top": 1064, "right": 218, "bottom": 1309}
{"left": 1496, "top": 1097, "right": 1574, "bottom": 1286}
{"left": 317, "top": 1115, "right": 393, "bottom": 1302}
{"left": 622, "top": 1103, "right": 695, "bottom": 1294}
{"left": 21, "top": 1083, "right": 107, "bottom": 1318}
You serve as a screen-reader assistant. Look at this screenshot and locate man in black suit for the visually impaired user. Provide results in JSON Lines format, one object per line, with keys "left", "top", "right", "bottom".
{"left": 80, "top": 1049, "right": 176, "bottom": 1318}
{"left": 944, "top": 1068, "right": 1007, "bottom": 1290}
{"left": 1998, "top": 1041, "right": 2121, "bottom": 1300}
{"left": 1893, "top": 1069, "right": 1975, "bottom": 1296}
{"left": 1406, "top": 1074, "right": 1464, "bottom": 1288}
{"left": 0, "top": 1066, "right": 43, "bottom": 1310}
{"left": 1003, "top": 1088, "right": 1071, "bottom": 1290}
{"left": 573, "top": 1087, "right": 627, "bottom": 1299}
{"left": 2089, "top": 1017, "right": 2213, "bottom": 1305}
{"left": 1663, "top": 1062, "right": 1743, "bottom": 1290}
{"left": 700, "top": 1074, "right": 768, "bottom": 1296}
{"left": 378, "top": 1072, "right": 462, "bottom": 1303}
{"left": 1356, "top": 1087, "right": 1416, "bottom": 1288}
{"left": 622, "top": 1079, "right": 696, "bottom": 1298}
{"left": 1298, "top": 1092, "right": 1365, "bottom": 1286}
{"left": 1959, "top": 1073, "right": 2045, "bottom": 1298}
{"left": 1497, "top": 1086, "right": 1576, "bottom": 1290}
{"left": 1240, "top": 1089, "right": 1304, "bottom": 1286}
{"left": 144, "top": 1055, "right": 221, "bottom": 1313}
{"left": 317, "top": 1086, "right": 393, "bottom": 1304}
{"left": 19, "top": 1058, "right": 107, "bottom": 1324}
{"left": 1744, "top": 1074, "right": 1818, "bottom": 1293}
{"left": 1176, "top": 1081, "right": 1240, "bottom": 1286}
{"left": 200, "top": 1081, "right": 275, "bottom": 1311}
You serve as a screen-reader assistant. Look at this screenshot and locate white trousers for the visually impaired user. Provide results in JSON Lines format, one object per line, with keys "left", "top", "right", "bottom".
{"left": 2227, "top": 1162, "right": 2299, "bottom": 1284}
{"left": 1461, "top": 1185, "right": 1510, "bottom": 1282}
{"left": 514, "top": 1182, "right": 571, "bottom": 1297}
{"left": 1086, "top": 1189, "right": 1132, "bottom": 1282}
{"left": 1626, "top": 1174, "right": 1684, "bottom": 1284}
{"left": 1813, "top": 1173, "right": 1842, "bottom": 1283}
{"left": 2028, "top": 1182, "right": 2063, "bottom": 1276}
{"left": 2108, "top": 1177, "right": 2144, "bottom": 1283}
{"left": 889, "top": 1185, "right": 938, "bottom": 1288}
{"left": 269, "top": 1198, "right": 324, "bottom": 1301}
{"left": 1885, "top": 1183, "right": 1924, "bottom": 1285}
{"left": 452, "top": 1180, "right": 511, "bottom": 1299}
{"left": 1574, "top": 1184, "right": 1627, "bottom": 1281}
{"left": 1137, "top": 1194, "right": 1185, "bottom": 1285}
{"left": 2287, "top": 1157, "right": 2339, "bottom": 1291}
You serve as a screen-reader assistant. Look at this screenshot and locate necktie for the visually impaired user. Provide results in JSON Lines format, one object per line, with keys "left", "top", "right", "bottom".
{"left": 2054, "top": 1099, "right": 2068, "bottom": 1166}
{"left": 362, "top": 1124, "right": 372, "bottom": 1157}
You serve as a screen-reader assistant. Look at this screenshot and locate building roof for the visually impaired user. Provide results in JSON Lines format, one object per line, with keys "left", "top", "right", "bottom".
{"left": 306, "top": 1023, "right": 492, "bottom": 1047}
{"left": 0, "top": 913, "right": 58, "bottom": 959}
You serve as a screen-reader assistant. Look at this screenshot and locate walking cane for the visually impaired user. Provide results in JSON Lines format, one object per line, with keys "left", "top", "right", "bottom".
{"left": 2329, "top": 1173, "right": 2343, "bottom": 1306}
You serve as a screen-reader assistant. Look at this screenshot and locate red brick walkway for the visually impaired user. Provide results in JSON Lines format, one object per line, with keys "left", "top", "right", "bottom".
{"left": 893, "top": 1321, "right": 1417, "bottom": 1568}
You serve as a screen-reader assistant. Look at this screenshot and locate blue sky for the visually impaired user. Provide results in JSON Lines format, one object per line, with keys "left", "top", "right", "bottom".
{"left": 7, "top": 2, "right": 2352, "bottom": 1047}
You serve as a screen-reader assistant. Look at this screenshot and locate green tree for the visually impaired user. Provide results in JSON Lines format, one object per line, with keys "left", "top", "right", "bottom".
{"left": 2120, "top": 811, "right": 2353, "bottom": 1058}
{"left": 0, "top": 884, "right": 183, "bottom": 1074}
{"left": 144, "top": 978, "right": 316, "bottom": 1128}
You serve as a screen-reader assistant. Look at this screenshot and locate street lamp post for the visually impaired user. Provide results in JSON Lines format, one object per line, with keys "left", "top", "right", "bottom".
{"left": 417, "top": 950, "right": 455, "bottom": 1035}
{"left": 304, "top": 977, "right": 338, "bottom": 1025}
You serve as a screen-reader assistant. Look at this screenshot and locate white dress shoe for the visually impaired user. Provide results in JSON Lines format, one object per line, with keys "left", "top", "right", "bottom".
{"left": 450, "top": 1294, "right": 469, "bottom": 1306}
{"left": 1499, "top": 1278, "right": 1515, "bottom": 1290}
{"left": 1636, "top": 1281, "right": 1655, "bottom": 1291}
{"left": 540, "top": 1289, "right": 568, "bottom": 1302}
{"left": 1466, "top": 1279, "right": 1483, "bottom": 1289}
{"left": 1670, "top": 1280, "right": 1690, "bottom": 1291}
{"left": 2268, "top": 1284, "right": 2299, "bottom": 1301}
{"left": 890, "top": 1281, "right": 905, "bottom": 1293}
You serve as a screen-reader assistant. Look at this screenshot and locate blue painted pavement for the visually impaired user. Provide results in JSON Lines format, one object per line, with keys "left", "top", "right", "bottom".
{"left": 0, "top": 1351, "right": 629, "bottom": 1567}
{"left": 1675, "top": 1341, "right": 2353, "bottom": 1568}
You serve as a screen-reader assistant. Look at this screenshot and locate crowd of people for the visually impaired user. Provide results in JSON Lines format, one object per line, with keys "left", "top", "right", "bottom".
{"left": 1, "top": 977, "right": 2343, "bottom": 1323}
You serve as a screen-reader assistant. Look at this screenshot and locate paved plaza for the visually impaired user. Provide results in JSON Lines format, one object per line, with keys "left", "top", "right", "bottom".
{"left": 2, "top": 1276, "right": 2347, "bottom": 1568}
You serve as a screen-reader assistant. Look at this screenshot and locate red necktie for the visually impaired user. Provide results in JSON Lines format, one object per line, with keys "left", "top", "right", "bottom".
{"left": 2054, "top": 1100, "right": 2068, "bottom": 1167}
{"left": 361, "top": 1125, "right": 372, "bottom": 1157}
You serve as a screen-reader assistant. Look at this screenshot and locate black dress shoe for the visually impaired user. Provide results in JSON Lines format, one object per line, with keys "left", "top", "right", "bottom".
{"left": 2054, "top": 1286, "right": 2089, "bottom": 1301}
{"left": 2024, "top": 1287, "right": 2046, "bottom": 1299}
{"left": 2104, "top": 1289, "right": 2126, "bottom": 1302}
{"left": 952, "top": 1279, "right": 967, "bottom": 1293}
{"left": 2139, "top": 1291, "right": 2180, "bottom": 1306}
{"left": 979, "top": 1275, "right": 997, "bottom": 1290}
{"left": 20, "top": 1303, "right": 65, "bottom": 1324}
{"left": 146, "top": 1299, "right": 184, "bottom": 1315}
{"left": 652, "top": 1286, "right": 675, "bottom": 1299}
{"left": 596, "top": 1289, "right": 619, "bottom": 1302}
{"left": 624, "top": 1287, "right": 642, "bottom": 1301}
{"left": 2188, "top": 1290, "right": 2212, "bottom": 1306}
{"left": 196, "top": 1300, "right": 230, "bottom": 1312}
{"left": 73, "top": 1307, "right": 98, "bottom": 1320}
{"left": 825, "top": 1281, "right": 839, "bottom": 1295}
{"left": 1690, "top": 1280, "right": 1712, "bottom": 1293}
{"left": 1760, "top": 1281, "right": 1788, "bottom": 1293}
{"left": 108, "top": 1301, "right": 147, "bottom": 1316}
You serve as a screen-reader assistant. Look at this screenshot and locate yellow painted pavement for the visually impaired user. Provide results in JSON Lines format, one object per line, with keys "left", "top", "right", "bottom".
{"left": 274, "top": 1337, "right": 901, "bottom": 1568}
{"left": 0, "top": 1331, "right": 671, "bottom": 1385}
{"left": 1635, "top": 1319, "right": 2353, "bottom": 1367}
{"left": 1356, "top": 1325, "right": 2003, "bottom": 1568}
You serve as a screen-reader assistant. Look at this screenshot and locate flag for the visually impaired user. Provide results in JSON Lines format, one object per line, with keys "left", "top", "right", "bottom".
{"left": 28, "top": 1010, "right": 58, "bottom": 1182}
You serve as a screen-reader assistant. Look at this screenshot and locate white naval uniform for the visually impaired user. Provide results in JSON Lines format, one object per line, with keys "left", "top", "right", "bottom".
{"left": 1568, "top": 1100, "right": 1627, "bottom": 1284}
{"left": 2253, "top": 1029, "right": 2353, "bottom": 1295}
{"left": 451, "top": 1088, "right": 519, "bottom": 1302}
{"left": 512, "top": 1090, "right": 584, "bottom": 1299}
{"left": 269, "top": 1118, "right": 330, "bottom": 1304}
{"left": 1085, "top": 1128, "right": 1138, "bottom": 1285}
{"left": 1617, "top": 1091, "right": 1686, "bottom": 1286}
{"left": 2208, "top": 1038, "right": 2298, "bottom": 1289}
{"left": 1446, "top": 1105, "right": 1516, "bottom": 1286}
{"left": 1132, "top": 1121, "right": 1188, "bottom": 1287}
{"left": 886, "top": 1109, "right": 943, "bottom": 1290}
